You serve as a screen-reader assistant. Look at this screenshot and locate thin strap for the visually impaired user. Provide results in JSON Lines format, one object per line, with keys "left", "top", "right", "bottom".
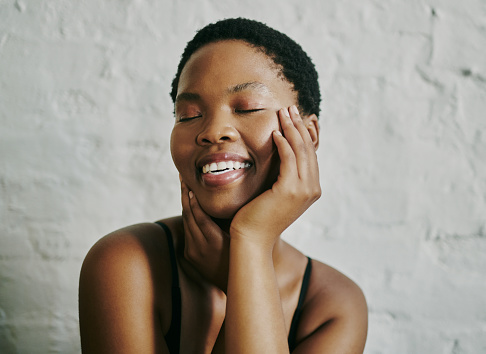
{"left": 155, "top": 221, "right": 181, "bottom": 354}
{"left": 288, "top": 257, "right": 312, "bottom": 351}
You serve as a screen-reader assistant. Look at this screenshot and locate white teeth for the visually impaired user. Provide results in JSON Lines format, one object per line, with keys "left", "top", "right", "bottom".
{"left": 201, "top": 160, "right": 251, "bottom": 174}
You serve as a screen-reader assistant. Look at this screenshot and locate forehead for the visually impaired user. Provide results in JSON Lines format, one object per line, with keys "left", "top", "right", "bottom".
{"left": 177, "top": 40, "right": 294, "bottom": 98}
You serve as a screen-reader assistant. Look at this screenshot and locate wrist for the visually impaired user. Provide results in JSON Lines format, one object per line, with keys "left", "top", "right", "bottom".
{"left": 229, "top": 233, "right": 275, "bottom": 259}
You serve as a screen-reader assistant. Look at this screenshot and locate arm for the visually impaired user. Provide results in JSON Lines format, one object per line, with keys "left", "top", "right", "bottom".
{"left": 182, "top": 106, "right": 322, "bottom": 352}
{"left": 79, "top": 229, "right": 169, "bottom": 354}
{"left": 225, "top": 237, "right": 289, "bottom": 353}
{"left": 225, "top": 246, "right": 368, "bottom": 354}
{"left": 225, "top": 106, "right": 320, "bottom": 353}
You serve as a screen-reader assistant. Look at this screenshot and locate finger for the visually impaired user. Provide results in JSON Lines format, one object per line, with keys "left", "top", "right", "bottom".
{"left": 180, "top": 181, "right": 205, "bottom": 243}
{"left": 278, "top": 108, "right": 313, "bottom": 177}
{"left": 278, "top": 107, "right": 300, "bottom": 142}
{"left": 180, "top": 180, "right": 191, "bottom": 213}
{"left": 180, "top": 180, "right": 225, "bottom": 243}
{"left": 188, "top": 191, "right": 225, "bottom": 243}
{"left": 279, "top": 107, "right": 308, "bottom": 160}
{"left": 274, "top": 128, "right": 321, "bottom": 206}
{"left": 286, "top": 106, "right": 321, "bottom": 181}
{"left": 287, "top": 106, "right": 316, "bottom": 166}
{"left": 180, "top": 181, "right": 194, "bottom": 230}
{"left": 288, "top": 107, "right": 321, "bottom": 196}
{"left": 288, "top": 105, "right": 314, "bottom": 147}
{"left": 272, "top": 129, "right": 297, "bottom": 182}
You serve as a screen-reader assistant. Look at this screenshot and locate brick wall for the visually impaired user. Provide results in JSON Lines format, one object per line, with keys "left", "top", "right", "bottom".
{"left": 1, "top": 0, "right": 485, "bottom": 352}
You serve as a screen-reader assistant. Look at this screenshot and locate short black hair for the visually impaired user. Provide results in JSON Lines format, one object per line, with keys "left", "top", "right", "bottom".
{"left": 170, "top": 18, "right": 321, "bottom": 117}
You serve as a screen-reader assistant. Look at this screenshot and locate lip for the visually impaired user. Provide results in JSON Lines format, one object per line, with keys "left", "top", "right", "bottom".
{"left": 201, "top": 168, "right": 249, "bottom": 187}
{"left": 197, "top": 152, "right": 251, "bottom": 169}
{"left": 197, "top": 152, "right": 252, "bottom": 188}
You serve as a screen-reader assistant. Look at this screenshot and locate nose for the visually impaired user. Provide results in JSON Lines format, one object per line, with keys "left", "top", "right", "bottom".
{"left": 196, "top": 111, "right": 239, "bottom": 145}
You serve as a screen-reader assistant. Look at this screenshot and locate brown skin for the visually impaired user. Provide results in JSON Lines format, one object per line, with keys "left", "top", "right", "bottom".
{"left": 79, "top": 40, "right": 368, "bottom": 353}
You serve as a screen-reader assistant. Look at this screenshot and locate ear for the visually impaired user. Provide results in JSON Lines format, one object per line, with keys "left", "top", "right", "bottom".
{"left": 303, "top": 114, "right": 319, "bottom": 150}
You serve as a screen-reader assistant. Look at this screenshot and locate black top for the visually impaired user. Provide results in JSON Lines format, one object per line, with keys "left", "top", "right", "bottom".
{"left": 288, "top": 254, "right": 312, "bottom": 351}
{"left": 156, "top": 222, "right": 181, "bottom": 354}
{"left": 155, "top": 221, "right": 312, "bottom": 353}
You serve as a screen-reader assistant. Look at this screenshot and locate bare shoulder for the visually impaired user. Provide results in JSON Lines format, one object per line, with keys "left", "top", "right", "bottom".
{"left": 81, "top": 222, "right": 168, "bottom": 266}
{"left": 293, "top": 259, "right": 368, "bottom": 353}
{"left": 79, "top": 221, "right": 175, "bottom": 353}
{"left": 80, "top": 222, "right": 170, "bottom": 288}
{"left": 309, "top": 260, "right": 366, "bottom": 317}
{"left": 79, "top": 220, "right": 178, "bottom": 310}
{"left": 308, "top": 259, "right": 367, "bottom": 318}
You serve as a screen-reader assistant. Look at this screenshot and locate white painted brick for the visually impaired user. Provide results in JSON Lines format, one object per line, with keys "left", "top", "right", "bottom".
{"left": 432, "top": 11, "right": 486, "bottom": 74}
{"left": 1, "top": 0, "right": 486, "bottom": 352}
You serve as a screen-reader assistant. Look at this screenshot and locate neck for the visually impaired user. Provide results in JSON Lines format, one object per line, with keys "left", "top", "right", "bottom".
{"left": 177, "top": 216, "right": 287, "bottom": 293}
{"left": 211, "top": 217, "right": 232, "bottom": 234}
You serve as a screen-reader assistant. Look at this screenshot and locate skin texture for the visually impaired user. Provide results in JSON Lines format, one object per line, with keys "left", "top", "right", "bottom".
{"left": 79, "top": 40, "right": 368, "bottom": 353}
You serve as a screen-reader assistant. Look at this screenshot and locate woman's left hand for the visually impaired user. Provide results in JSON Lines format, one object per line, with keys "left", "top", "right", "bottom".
{"left": 229, "top": 105, "right": 321, "bottom": 249}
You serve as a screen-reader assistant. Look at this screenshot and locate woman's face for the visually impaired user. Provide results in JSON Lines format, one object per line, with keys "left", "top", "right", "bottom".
{"left": 170, "top": 40, "right": 298, "bottom": 219}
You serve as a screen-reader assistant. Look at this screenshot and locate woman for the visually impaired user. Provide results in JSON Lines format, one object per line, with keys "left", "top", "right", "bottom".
{"left": 79, "top": 18, "right": 368, "bottom": 353}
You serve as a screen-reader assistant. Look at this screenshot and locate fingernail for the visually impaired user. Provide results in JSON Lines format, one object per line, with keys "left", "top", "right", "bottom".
{"left": 189, "top": 191, "right": 194, "bottom": 199}
{"left": 281, "top": 108, "right": 290, "bottom": 118}
{"left": 274, "top": 130, "right": 282, "bottom": 136}
{"left": 291, "top": 105, "right": 299, "bottom": 116}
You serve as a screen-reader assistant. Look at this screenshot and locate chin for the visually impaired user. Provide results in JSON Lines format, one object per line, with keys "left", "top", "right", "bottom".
{"left": 199, "top": 201, "right": 240, "bottom": 220}
{"left": 192, "top": 186, "right": 257, "bottom": 221}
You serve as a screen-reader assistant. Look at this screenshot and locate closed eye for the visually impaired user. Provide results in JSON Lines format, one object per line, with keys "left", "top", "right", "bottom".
{"left": 235, "top": 109, "right": 264, "bottom": 114}
{"left": 178, "top": 114, "right": 202, "bottom": 122}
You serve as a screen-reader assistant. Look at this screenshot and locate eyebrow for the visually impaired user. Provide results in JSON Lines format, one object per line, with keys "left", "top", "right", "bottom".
{"left": 227, "top": 81, "right": 272, "bottom": 95}
{"left": 175, "top": 92, "right": 200, "bottom": 103}
{"left": 175, "top": 81, "right": 272, "bottom": 103}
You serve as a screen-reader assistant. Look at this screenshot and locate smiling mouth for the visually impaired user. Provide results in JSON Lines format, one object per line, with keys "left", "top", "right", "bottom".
{"left": 201, "top": 161, "right": 252, "bottom": 175}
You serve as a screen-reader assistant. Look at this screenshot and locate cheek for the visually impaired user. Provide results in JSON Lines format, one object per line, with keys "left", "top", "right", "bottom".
{"left": 248, "top": 114, "right": 279, "bottom": 159}
{"left": 170, "top": 128, "right": 192, "bottom": 173}
{"left": 257, "top": 133, "right": 277, "bottom": 162}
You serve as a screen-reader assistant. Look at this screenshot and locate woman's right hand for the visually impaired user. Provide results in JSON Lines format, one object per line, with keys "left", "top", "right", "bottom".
{"left": 181, "top": 179, "right": 230, "bottom": 291}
